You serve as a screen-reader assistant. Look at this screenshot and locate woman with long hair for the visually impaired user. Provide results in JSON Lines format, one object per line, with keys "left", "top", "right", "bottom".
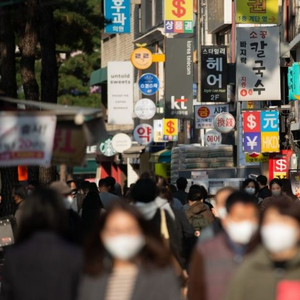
{"left": 77, "top": 201, "right": 181, "bottom": 300}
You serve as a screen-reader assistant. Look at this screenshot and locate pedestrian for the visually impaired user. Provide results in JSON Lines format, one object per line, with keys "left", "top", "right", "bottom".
{"left": 1, "top": 188, "right": 83, "bottom": 300}
{"left": 256, "top": 175, "right": 271, "bottom": 200}
{"left": 189, "top": 191, "right": 259, "bottom": 300}
{"left": 260, "top": 178, "right": 293, "bottom": 211}
{"left": 281, "top": 178, "right": 299, "bottom": 201}
{"left": 77, "top": 201, "right": 181, "bottom": 300}
{"left": 26, "top": 180, "right": 38, "bottom": 195}
{"left": 12, "top": 184, "right": 27, "bottom": 228}
{"left": 98, "top": 179, "right": 120, "bottom": 210}
{"left": 199, "top": 186, "right": 236, "bottom": 242}
{"left": 189, "top": 184, "right": 214, "bottom": 211}
{"left": 226, "top": 201, "right": 300, "bottom": 300}
{"left": 242, "top": 178, "right": 259, "bottom": 201}
{"left": 89, "top": 182, "right": 99, "bottom": 193}
{"left": 185, "top": 189, "right": 215, "bottom": 237}
{"left": 67, "top": 180, "right": 85, "bottom": 214}
{"left": 173, "top": 177, "right": 188, "bottom": 205}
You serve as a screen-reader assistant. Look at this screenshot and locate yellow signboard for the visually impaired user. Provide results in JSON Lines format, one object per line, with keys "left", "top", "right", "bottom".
{"left": 236, "top": 0, "right": 278, "bottom": 24}
{"left": 163, "top": 119, "right": 179, "bottom": 136}
{"left": 245, "top": 153, "right": 269, "bottom": 163}
{"left": 261, "top": 132, "right": 279, "bottom": 153}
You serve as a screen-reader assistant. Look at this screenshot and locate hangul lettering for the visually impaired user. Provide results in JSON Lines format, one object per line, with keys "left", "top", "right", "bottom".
{"left": 242, "top": 15, "right": 247, "bottom": 22}
{"left": 165, "top": 21, "right": 174, "bottom": 31}
{"left": 112, "top": 12, "right": 126, "bottom": 26}
{"left": 260, "top": 30, "right": 268, "bottom": 39}
{"left": 174, "top": 21, "right": 184, "bottom": 32}
{"left": 202, "top": 48, "right": 208, "bottom": 55}
{"left": 253, "top": 60, "right": 265, "bottom": 77}
{"left": 213, "top": 49, "right": 220, "bottom": 55}
{"left": 153, "top": 84, "right": 158, "bottom": 88}
{"left": 206, "top": 57, "right": 223, "bottom": 71}
{"left": 241, "top": 57, "right": 247, "bottom": 64}
{"left": 112, "top": 26, "right": 119, "bottom": 32}
{"left": 207, "top": 74, "right": 222, "bottom": 88}
{"left": 248, "top": 1, "right": 267, "bottom": 14}
{"left": 184, "top": 21, "right": 193, "bottom": 32}
{"left": 137, "top": 127, "right": 151, "bottom": 142}
{"left": 254, "top": 79, "right": 265, "bottom": 95}
{"left": 262, "top": 16, "right": 267, "bottom": 23}
{"left": 208, "top": 48, "right": 214, "bottom": 54}
{"left": 240, "top": 49, "right": 247, "bottom": 56}
{"left": 250, "top": 41, "right": 267, "bottom": 52}
{"left": 250, "top": 31, "right": 258, "bottom": 38}
{"left": 240, "top": 41, "right": 247, "bottom": 48}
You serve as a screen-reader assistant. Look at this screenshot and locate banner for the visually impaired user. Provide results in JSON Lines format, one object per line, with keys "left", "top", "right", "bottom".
{"left": 165, "top": 38, "right": 193, "bottom": 119}
{"left": 236, "top": 0, "right": 278, "bottom": 24}
{"left": 237, "top": 26, "right": 280, "bottom": 101}
{"left": 195, "top": 104, "right": 229, "bottom": 129}
{"left": 107, "top": 61, "right": 133, "bottom": 125}
{"left": 104, "top": 0, "right": 131, "bottom": 34}
{"left": 201, "top": 46, "right": 228, "bottom": 102}
{"left": 242, "top": 110, "right": 279, "bottom": 153}
{"left": 164, "top": 0, "right": 193, "bottom": 34}
{"left": 0, "top": 115, "right": 56, "bottom": 166}
{"left": 163, "top": 119, "right": 179, "bottom": 142}
{"left": 269, "top": 150, "right": 293, "bottom": 180}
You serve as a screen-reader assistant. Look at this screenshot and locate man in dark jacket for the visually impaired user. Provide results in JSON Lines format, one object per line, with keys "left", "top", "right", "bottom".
{"left": 256, "top": 175, "right": 271, "bottom": 200}
{"left": 173, "top": 177, "right": 188, "bottom": 205}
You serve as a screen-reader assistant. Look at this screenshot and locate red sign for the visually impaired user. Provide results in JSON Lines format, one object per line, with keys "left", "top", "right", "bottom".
{"left": 133, "top": 124, "right": 153, "bottom": 145}
{"left": 243, "top": 111, "right": 261, "bottom": 132}
{"left": 269, "top": 150, "right": 292, "bottom": 180}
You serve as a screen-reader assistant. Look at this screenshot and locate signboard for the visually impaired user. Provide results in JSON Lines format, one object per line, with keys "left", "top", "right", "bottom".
{"left": 213, "top": 112, "right": 235, "bottom": 133}
{"left": 204, "top": 129, "right": 222, "bottom": 146}
{"left": 237, "top": 27, "right": 281, "bottom": 101}
{"left": 245, "top": 152, "right": 269, "bottom": 163}
{"left": 0, "top": 115, "right": 56, "bottom": 166}
{"left": 269, "top": 150, "right": 293, "bottom": 180}
{"left": 290, "top": 170, "right": 300, "bottom": 199}
{"left": 242, "top": 110, "right": 279, "bottom": 153}
{"left": 107, "top": 61, "right": 133, "bottom": 125}
{"left": 195, "top": 104, "right": 229, "bottom": 129}
{"left": 163, "top": 119, "right": 179, "bottom": 142}
{"left": 131, "top": 48, "right": 153, "bottom": 70}
{"left": 236, "top": 0, "right": 278, "bottom": 24}
{"left": 288, "top": 63, "right": 300, "bottom": 101}
{"left": 164, "top": 0, "right": 193, "bottom": 34}
{"left": 133, "top": 124, "right": 153, "bottom": 145}
{"left": 207, "top": 0, "right": 232, "bottom": 33}
{"left": 112, "top": 133, "right": 132, "bottom": 153}
{"left": 201, "top": 46, "right": 228, "bottom": 102}
{"left": 153, "top": 120, "right": 164, "bottom": 143}
{"left": 100, "top": 138, "right": 116, "bottom": 157}
{"left": 165, "top": 39, "right": 193, "bottom": 119}
{"left": 134, "top": 99, "right": 156, "bottom": 120}
{"left": 138, "top": 73, "right": 160, "bottom": 95}
{"left": 104, "top": 0, "right": 131, "bottom": 34}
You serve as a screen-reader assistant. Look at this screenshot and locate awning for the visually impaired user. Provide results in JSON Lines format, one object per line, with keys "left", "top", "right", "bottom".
{"left": 90, "top": 67, "right": 107, "bottom": 86}
{"left": 123, "top": 145, "right": 145, "bottom": 159}
{"left": 133, "top": 27, "right": 164, "bottom": 45}
{"left": 149, "top": 149, "right": 172, "bottom": 163}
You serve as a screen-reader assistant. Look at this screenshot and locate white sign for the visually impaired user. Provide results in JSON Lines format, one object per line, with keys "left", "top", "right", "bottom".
{"left": 134, "top": 124, "right": 153, "bottom": 145}
{"left": 213, "top": 112, "right": 235, "bottom": 133}
{"left": 195, "top": 104, "right": 229, "bottom": 129}
{"left": 100, "top": 138, "right": 116, "bottom": 157}
{"left": 112, "top": 133, "right": 132, "bottom": 153}
{"left": 134, "top": 99, "right": 156, "bottom": 120}
{"left": 108, "top": 61, "right": 134, "bottom": 125}
{"left": 0, "top": 115, "right": 57, "bottom": 166}
{"left": 236, "top": 26, "right": 281, "bottom": 101}
{"left": 204, "top": 129, "right": 222, "bottom": 146}
{"left": 153, "top": 120, "right": 164, "bottom": 143}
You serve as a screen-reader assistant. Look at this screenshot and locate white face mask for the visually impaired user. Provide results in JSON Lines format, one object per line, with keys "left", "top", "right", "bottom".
{"left": 217, "top": 207, "right": 227, "bottom": 219}
{"left": 272, "top": 190, "right": 281, "bottom": 197}
{"left": 226, "top": 221, "right": 258, "bottom": 245}
{"left": 245, "top": 187, "right": 256, "bottom": 195}
{"left": 103, "top": 235, "right": 146, "bottom": 261}
{"left": 261, "top": 223, "right": 299, "bottom": 254}
{"left": 63, "top": 196, "right": 73, "bottom": 209}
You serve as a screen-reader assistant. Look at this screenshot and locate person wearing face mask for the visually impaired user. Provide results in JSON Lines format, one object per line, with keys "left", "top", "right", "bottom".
{"left": 242, "top": 179, "right": 259, "bottom": 202}
{"left": 77, "top": 201, "right": 181, "bottom": 300}
{"left": 189, "top": 192, "right": 259, "bottom": 300}
{"left": 226, "top": 201, "right": 300, "bottom": 300}
{"left": 260, "top": 178, "right": 293, "bottom": 212}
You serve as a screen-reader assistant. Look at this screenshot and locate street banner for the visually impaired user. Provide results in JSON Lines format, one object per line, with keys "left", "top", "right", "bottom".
{"left": 201, "top": 46, "right": 228, "bottom": 102}
{"left": 269, "top": 150, "right": 293, "bottom": 180}
{"left": 104, "top": 0, "right": 131, "bottom": 34}
{"left": 237, "top": 26, "right": 281, "bottom": 101}
{"left": 0, "top": 115, "right": 56, "bottom": 166}
{"left": 195, "top": 104, "right": 229, "bottom": 129}
{"left": 165, "top": 38, "right": 193, "bottom": 119}
{"left": 107, "top": 61, "right": 133, "bottom": 125}
{"left": 164, "top": 0, "right": 193, "bottom": 34}
{"left": 290, "top": 170, "right": 300, "bottom": 199}
{"left": 242, "top": 110, "right": 279, "bottom": 153}
{"left": 153, "top": 120, "right": 164, "bottom": 143}
{"left": 163, "top": 119, "right": 179, "bottom": 142}
{"left": 236, "top": 0, "right": 278, "bottom": 24}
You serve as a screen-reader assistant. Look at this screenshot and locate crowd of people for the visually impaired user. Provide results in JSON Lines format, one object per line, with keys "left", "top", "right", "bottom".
{"left": 1, "top": 173, "right": 300, "bottom": 300}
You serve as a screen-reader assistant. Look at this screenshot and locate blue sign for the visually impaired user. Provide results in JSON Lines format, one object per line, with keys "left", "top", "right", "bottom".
{"left": 138, "top": 73, "right": 160, "bottom": 95}
{"left": 104, "top": 0, "right": 130, "bottom": 34}
{"left": 288, "top": 63, "right": 300, "bottom": 101}
{"left": 261, "top": 111, "right": 279, "bottom": 132}
{"left": 243, "top": 132, "right": 261, "bottom": 153}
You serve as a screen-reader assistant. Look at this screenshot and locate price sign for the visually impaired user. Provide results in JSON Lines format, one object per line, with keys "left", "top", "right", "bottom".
{"left": 204, "top": 130, "right": 222, "bottom": 147}
{"left": 134, "top": 124, "right": 153, "bottom": 145}
{"left": 163, "top": 119, "right": 179, "bottom": 142}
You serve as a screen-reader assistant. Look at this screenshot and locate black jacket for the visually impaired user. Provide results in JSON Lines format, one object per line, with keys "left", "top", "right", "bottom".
{"left": 257, "top": 186, "right": 271, "bottom": 200}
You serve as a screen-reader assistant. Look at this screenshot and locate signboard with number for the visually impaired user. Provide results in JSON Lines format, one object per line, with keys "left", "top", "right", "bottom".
{"left": 236, "top": 0, "right": 278, "bottom": 24}
{"left": 269, "top": 150, "right": 293, "bottom": 180}
{"left": 164, "top": 0, "right": 193, "bottom": 34}
{"left": 213, "top": 112, "right": 235, "bottom": 133}
{"left": 237, "top": 27, "right": 280, "bottom": 101}
{"left": 134, "top": 124, "right": 153, "bottom": 145}
{"left": 104, "top": 0, "right": 131, "bottom": 34}
{"left": 163, "top": 119, "right": 179, "bottom": 142}
{"left": 138, "top": 73, "right": 160, "bottom": 95}
{"left": 242, "top": 110, "right": 279, "bottom": 153}
{"left": 201, "top": 46, "right": 228, "bottom": 102}
{"left": 195, "top": 104, "right": 229, "bottom": 129}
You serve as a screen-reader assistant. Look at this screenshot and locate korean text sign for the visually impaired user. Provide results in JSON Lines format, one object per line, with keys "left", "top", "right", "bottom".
{"left": 236, "top": 0, "right": 278, "bottom": 24}
{"left": 164, "top": 0, "right": 193, "bottom": 34}
{"left": 165, "top": 38, "right": 193, "bottom": 119}
{"left": 0, "top": 115, "right": 57, "bottom": 166}
{"left": 242, "top": 110, "right": 279, "bottom": 153}
{"left": 163, "top": 119, "right": 179, "bottom": 142}
{"left": 195, "top": 104, "right": 229, "bottom": 129}
{"left": 104, "top": 0, "right": 130, "bottom": 34}
{"left": 201, "top": 46, "right": 228, "bottom": 102}
{"left": 237, "top": 27, "right": 280, "bottom": 101}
